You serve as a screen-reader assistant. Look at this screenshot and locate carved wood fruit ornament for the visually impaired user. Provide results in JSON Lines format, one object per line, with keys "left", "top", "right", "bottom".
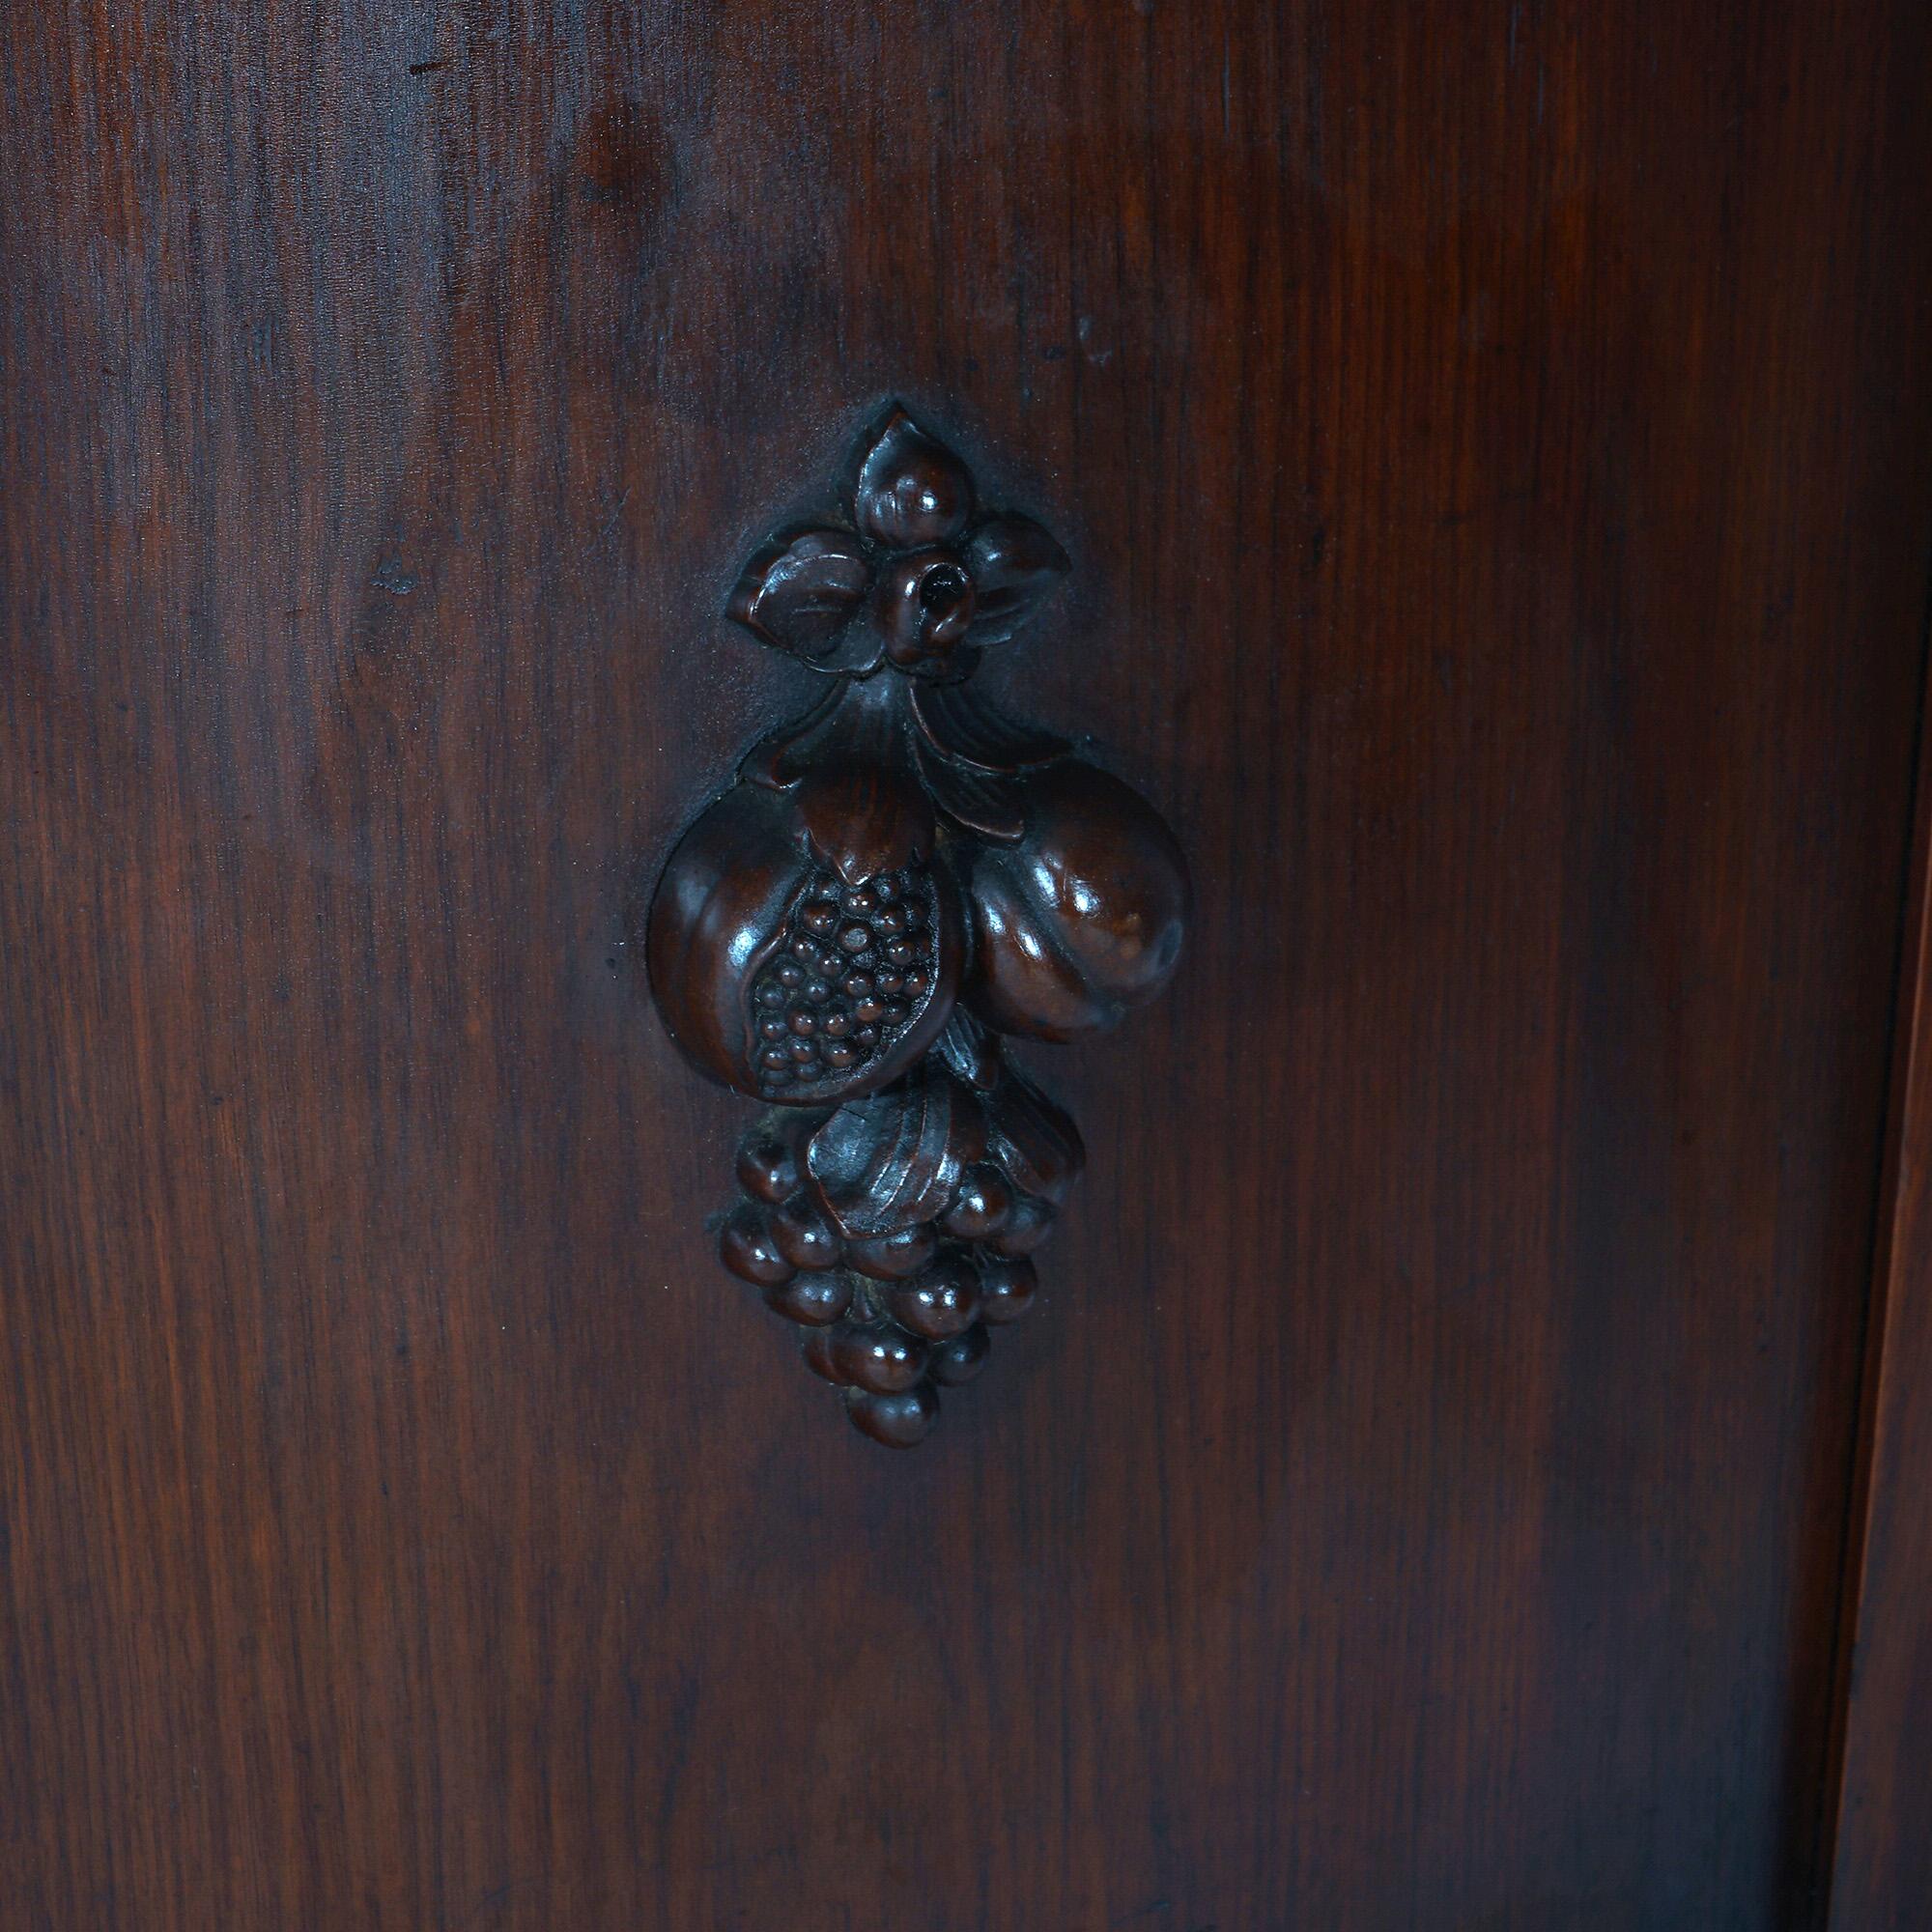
{"left": 645, "top": 405, "right": 1188, "bottom": 1444}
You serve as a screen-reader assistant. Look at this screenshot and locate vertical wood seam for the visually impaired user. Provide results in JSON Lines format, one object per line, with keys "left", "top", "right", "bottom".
{"left": 1815, "top": 534, "right": 1932, "bottom": 1926}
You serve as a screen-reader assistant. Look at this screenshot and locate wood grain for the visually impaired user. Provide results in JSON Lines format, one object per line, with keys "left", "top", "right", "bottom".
{"left": 3, "top": 1, "right": 1931, "bottom": 1925}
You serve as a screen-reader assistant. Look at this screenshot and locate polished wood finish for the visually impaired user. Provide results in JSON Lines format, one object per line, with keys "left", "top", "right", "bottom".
{"left": 4, "top": 0, "right": 1931, "bottom": 1924}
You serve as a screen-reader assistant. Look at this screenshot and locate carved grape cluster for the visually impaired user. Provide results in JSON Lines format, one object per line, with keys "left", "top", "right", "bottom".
{"left": 716, "top": 1048, "right": 1064, "bottom": 1445}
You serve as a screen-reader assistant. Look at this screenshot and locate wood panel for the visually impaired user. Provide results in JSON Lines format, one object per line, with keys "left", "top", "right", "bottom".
{"left": 3, "top": 2, "right": 1930, "bottom": 1926}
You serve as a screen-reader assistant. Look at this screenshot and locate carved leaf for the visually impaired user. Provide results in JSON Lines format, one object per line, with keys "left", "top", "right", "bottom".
{"left": 962, "top": 513, "right": 1069, "bottom": 645}
{"left": 986, "top": 1061, "right": 1086, "bottom": 1206}
{"left": 914, "top": 740, "right": 1027, "bottom": 841}
{"left": 738, "top": 682, "right": 845, "bottom": 790}
{"left": 807, "top": 1063, "right": 989, "bottom": 1238}
{"left": 849, "top": 405, "right": 975, "bottom": 550}
{"left": 932, "top": 1010, "right": 1002, "bottom": 1092}
{"left": 727, "top": 526, "right": 874, "bottom": 664}
{"left": 911, "top": 680, "right": 1070, "bottom": 775}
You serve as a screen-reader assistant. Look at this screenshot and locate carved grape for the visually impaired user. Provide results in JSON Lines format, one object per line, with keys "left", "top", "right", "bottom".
{"left": 888, "top": 1251, "right": 980, "bottom": 1340}
{"left": 927, "top": 1323, "right": 991, "bottom": 1386}
{"left": 846, "top": 1383, "right": 940, "bottom": 1448}
{"left": 977, "top": 1253, "right": 1038, "bottom": 1325}
{"left": 764, "top": 1270, "right": 852, "bottom": 1326}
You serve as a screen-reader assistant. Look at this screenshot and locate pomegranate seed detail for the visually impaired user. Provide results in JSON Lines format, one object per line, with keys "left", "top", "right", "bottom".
{"left": 747, "top": 867, "right": 939, "bottom": 1098}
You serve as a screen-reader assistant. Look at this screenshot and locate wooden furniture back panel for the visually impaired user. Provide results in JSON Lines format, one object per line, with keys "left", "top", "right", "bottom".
{"left": 3, "top": 3, "right": 1929, "bottom": 1926}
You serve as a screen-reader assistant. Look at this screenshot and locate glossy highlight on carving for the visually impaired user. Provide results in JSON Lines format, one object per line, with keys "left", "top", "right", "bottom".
{"left": 645, "top": 404, "right": 1188, "bottom": 1444}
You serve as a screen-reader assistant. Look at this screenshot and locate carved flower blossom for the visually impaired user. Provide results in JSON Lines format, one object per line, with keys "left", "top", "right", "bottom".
{"left": 726, "top": 405, "right": 1071, "bottom": 679}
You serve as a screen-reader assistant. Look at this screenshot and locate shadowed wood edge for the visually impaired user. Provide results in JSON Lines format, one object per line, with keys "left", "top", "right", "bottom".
{"left": 1823, "top": 563, "right": 1932, "bottom": 1927}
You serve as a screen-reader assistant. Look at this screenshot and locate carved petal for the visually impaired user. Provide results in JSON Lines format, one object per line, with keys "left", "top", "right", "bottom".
{"left": 849, "top": 405, "right": 976, "bottom": 549}
{"left": 727, "top": 526, "right": 875, "bottom": 664}
{"left": 962, "top": 513, "right": 1069, "bottom": 645}
{"left": 807, "top": 1064, "right": 989, "bottom": 1238}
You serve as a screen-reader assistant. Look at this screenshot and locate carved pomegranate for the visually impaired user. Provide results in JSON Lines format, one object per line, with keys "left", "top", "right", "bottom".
{"left": 645, "top": 680, "right": 965, "bottom": 1103}
{"left": 644, "top": 403, "right": 1189, "bottom": 1443}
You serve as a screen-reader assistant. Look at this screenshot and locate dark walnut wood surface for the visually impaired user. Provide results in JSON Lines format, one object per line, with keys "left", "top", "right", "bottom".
{"left": 3, "top": 2, "right": 1930, "bottom": 1927}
